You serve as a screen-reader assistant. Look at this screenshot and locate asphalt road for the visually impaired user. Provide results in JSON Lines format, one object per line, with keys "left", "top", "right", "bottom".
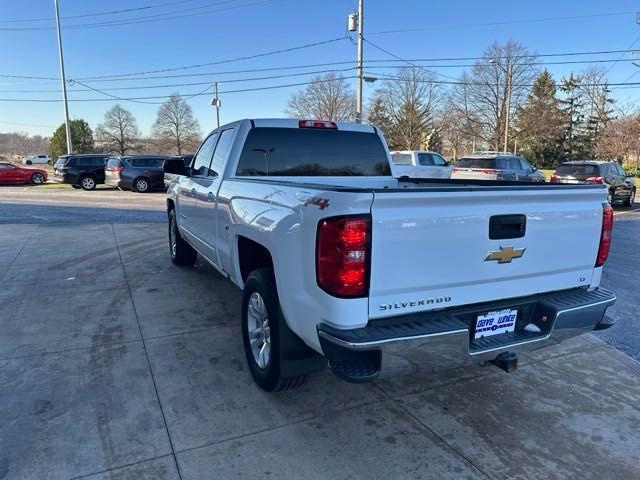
{"left": 1, "top": 184, "right": 638, "bottom": 360}
{"left": 0, "top": 185, "right": 166, "bottom": 223}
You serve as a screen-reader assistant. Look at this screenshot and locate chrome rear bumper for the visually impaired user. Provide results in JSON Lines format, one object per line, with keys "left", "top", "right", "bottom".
{"left": 317, "top": 288, "right": 616, "bottom": 382}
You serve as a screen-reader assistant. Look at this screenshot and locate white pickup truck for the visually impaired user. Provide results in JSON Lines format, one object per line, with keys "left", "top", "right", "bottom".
{"left": 165, "top": 118, "right": 616, "bottom": 391}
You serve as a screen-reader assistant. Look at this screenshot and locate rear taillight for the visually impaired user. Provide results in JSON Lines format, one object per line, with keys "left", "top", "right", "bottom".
{"left": 316, "top": 215, "right": 370, "bottom": 297}
{"left": 595, "top": 203, "right": 613, "bottom": 267}
{"left": 586, "top": 176, "right": 604, "bottom": 184}
{"left": 480, "top": 169, "right": 498, "bottom": 174}
{"left": 107, "top": 166, "right": 124, "bottom": 172}
{"left": 550, "top": 174, "right": 559, "bottom": 182}
{"left": 299, "top": 119, "right": 337, "bottom": 129}
{"left": 452, "top": 167, "right": 461, "bottom": 173}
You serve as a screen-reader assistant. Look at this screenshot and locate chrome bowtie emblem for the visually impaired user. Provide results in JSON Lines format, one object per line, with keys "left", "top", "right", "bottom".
{"left": 484, "top": 246, "right": 525, "bottom": 263}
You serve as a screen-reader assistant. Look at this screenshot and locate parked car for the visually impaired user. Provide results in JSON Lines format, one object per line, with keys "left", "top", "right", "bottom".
{"left": 0, "top": 162, "right": 47, "bottom": 185}
{"left": 22, "top": 154, "right": 50, "bottom": 165}
{"left": 165, "top": 118, "right": 615, "bottom": 392}
{"left": 164, "top": 154, "right": 194, "bottom": 188}
{"left": 551, "top": 161, "right": 636, "bottom": 206}
{"left": 53, "top": 154, "right": 111, "bottom": 190}
{"left": 390, "top": 150, "right": 452, "bottom": 179}
{"left": 105, "top": 155, "right": 170, "bottom": 192}
{"left": 451, "top": 152, "right": 545, "bottom": 182}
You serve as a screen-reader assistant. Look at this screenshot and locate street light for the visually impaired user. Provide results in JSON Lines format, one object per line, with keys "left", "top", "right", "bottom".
{"left": 489, "top": 58, "right": 512, "bottom": 153}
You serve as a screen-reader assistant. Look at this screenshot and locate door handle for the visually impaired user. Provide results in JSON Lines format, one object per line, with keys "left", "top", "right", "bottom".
{"left": 191, "top": 188, "right": 197, "bottom": 197}
{"left": 207, "top": 192, "right": 215, "bottom": 202}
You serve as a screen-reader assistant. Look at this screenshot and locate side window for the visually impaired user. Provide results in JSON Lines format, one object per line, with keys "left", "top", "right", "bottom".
{"left": 519, "top": 158, "right": 532, "bottom": 171}
{"left": 392, "top": 153, "right": 413, "bottom": 165}
{"left": 508, "top": 158, "right": 520, "bottom": 170}
{"left": 192, "top": 133, "right": 219, "bottom": 176}
{"left": 614, "top": 163, "right": 624, "bottom": 176}
{"left": 129, "top": 158, "right": 144, "bottom": 168}
{"left": 210, "top": 129, "right": 235, "bottom": 176}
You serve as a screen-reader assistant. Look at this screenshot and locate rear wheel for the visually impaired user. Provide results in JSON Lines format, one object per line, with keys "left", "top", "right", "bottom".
{"left": 623, "top": 188, "right": 636, "bottom": 207}
{"left": 242, "top": 268, "right": 306, "bottom": 392}
{"left": 80, "top": 176, "right": 96, "bottom": 190}
{"left": 30, "top": 173, "right": 45, "bottom": 185}
{"left": 133, "top": 177, "right": 150, "bottom": 193}
{"left": 168, "top": 209, "right": 197, "bottom": 266}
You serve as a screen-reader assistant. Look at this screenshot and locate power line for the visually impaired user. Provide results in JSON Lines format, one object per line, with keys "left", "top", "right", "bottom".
{"left": 368, "top": 10, "right": 637, "bottom": 35}
{"left": 0, "top": 76, "right": 358, "bottom": 103}
{"left": 0, "top": 0, "right": 271, "bottom": 31}
{"left": 76, "top": 36, "right": 348, "bottom": 80}
{"left": 0, "top": 67, "right": 356, "bottom": 93}
{"left": 1, "top": 47, "right": 639, "bottom": 85}
{"left": 0, "top": 0, "right": 199, "bottom": 24}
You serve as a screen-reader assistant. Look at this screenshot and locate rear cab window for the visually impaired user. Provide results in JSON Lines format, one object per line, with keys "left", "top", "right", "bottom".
{"left": 236, "top": 127, "right": 391, "bottom": 176}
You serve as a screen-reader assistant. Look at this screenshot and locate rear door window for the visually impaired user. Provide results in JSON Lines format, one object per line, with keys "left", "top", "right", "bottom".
{"left": 417, "top": 153, "right": 447, "bottom": 166}
{"left": 236, "top": 128, "right": 391, "bottom": 176}
{"left": 192, "top": 133, "right": 219, "bottom": 176}
{"left": 392, "top": 153, "right": 413, "bottom": 165}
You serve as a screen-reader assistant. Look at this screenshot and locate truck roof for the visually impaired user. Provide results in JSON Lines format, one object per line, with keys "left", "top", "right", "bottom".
{"left": 250, "top": 118, "right": 376, "bottom": 134}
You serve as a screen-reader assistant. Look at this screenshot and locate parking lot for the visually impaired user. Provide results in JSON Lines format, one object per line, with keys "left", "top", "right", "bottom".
{"left": 1, "top": 186, "right": 640, "bottom": 480}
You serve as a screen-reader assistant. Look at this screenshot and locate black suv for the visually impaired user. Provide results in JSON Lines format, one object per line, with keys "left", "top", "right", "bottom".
{"left": 163, "top": 154, "right": 193, "bottom": 188}
{"left": 53, "top": 154, "right": 111, "bottom": 190}
{"left": 105, "top": 155, "right": 170, "bottom": 192}
{"left": 551, "top": 161, "right": 636, "bottom": 206}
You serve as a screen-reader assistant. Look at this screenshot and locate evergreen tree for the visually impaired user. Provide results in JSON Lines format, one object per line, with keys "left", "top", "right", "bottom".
{"left": 49, "top": 119, "right": 94, "bottom": 162}
{"left": 559, "top": 73, "right": 589, "bottom": 159}
{"left": 366, "top": 95, "right": 396, "bottom": 148}
{"left": 515, "top": 70, "right": 565, "bottom": 167}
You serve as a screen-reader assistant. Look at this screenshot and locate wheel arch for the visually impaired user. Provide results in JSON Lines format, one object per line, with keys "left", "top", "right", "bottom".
{"left": 237, "top": 236, "right": 274, "bottom": 286}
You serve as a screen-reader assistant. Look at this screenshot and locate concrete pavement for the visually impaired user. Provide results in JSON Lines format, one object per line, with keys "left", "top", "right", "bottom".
{"left": 1, "top": 220, "right": 639, "bottom": 480}
{"left": 1, "top": 187, "right": 640, "bottom": 479}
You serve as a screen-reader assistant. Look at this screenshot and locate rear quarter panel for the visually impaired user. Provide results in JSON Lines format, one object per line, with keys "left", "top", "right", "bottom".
{"left": 217, "top": 178, "right": 375, "bottom": 351}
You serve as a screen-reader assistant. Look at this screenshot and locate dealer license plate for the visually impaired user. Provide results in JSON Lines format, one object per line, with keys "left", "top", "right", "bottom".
{"left": 474, "top": 309, "right": 517, "bottom": 339}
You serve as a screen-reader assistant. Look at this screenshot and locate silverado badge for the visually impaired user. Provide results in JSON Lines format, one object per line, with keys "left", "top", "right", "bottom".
{"left": 484, "top": 246, "right": 525, "bottom": 264}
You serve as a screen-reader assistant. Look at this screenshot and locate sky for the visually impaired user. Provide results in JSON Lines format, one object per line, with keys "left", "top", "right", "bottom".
{"left": 1, "top": 0, "right": 640, "bottom": 139}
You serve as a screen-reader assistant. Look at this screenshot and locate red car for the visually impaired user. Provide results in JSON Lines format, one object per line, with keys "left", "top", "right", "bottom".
{"left": 0, "top": 162, "right": 47, "bottom": 185}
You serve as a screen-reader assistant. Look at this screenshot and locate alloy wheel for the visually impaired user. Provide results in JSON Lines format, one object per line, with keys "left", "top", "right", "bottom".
{"left": 82, "top": 177, "right": 95, "bottom": 190}
{"left": 246, "top": 292, "right": 271, "bottom": 369}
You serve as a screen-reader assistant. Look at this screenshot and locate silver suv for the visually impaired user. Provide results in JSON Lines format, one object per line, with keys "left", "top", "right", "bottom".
{"left": 451, "top": 152, "right": 545, "bottom": 182}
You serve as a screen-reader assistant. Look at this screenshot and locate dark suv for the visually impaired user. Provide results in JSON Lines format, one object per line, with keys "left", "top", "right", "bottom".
{"left": 551, "top": 161, "right": 636, "bottom": 206}
{"left": 53, "top": 154, "right": 111, "bottom": 190}
{"left": 163, "top": 154, "right": 193, "bottom": 188}
{"left": 105, "top": 155, "right": 170, "bottom": 192}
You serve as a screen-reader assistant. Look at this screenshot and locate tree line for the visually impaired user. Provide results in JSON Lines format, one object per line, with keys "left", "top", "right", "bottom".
{"left": 46, "top": 94, "right": 202, "bottom": 161}
{"left": 286, "top": 40, "right": 639, "bottom": 170}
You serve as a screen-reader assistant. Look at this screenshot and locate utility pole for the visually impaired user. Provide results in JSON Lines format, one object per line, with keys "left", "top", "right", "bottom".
{"left": 54, "top": 0, "right": 72, "bottom": 154}
{"left": 356, "top": 0, "right": 364, "bottom": 123}
{"left": 504, "top": 63, "right": 512, "bottom": 153}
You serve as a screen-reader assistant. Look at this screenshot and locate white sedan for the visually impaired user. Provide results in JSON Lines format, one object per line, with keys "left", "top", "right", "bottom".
{"left": 22, "top": 154, "right": 50, "bottom": 165}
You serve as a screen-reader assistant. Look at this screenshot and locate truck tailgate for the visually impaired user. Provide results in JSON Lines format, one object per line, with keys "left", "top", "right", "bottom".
{"left": 368, "top": 186, "right": 606, "bottom": 319}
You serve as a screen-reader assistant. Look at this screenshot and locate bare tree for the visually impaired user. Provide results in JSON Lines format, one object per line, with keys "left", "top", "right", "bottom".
{"left": 452, "top": 40, "right": 538, "bottom": 150}
{"left": 376, "top": 67, "right": 442, "bottom": 150}
{"left": 152, "top": 94, "right": 201, "bottom": 155}
{"left": 285, "top": 73, "right": 356, "bottom": 121}
{"left": 96, "top": 105, "right": 140, "bottom": 155}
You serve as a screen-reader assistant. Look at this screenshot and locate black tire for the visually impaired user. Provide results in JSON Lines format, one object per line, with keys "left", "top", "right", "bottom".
{"left": 80, "top": 175, "right": 96, "bottom": 191}
{"left": 623, "top": 188, "right": 636, "bottom": 207}
{"left": 242, "top": 268, "right": 306, "bottom": 392}
{"left": 30, "top": 173, "right": 45, "bottom": 185}
{"left": 133, "top": 177, "right": 150, "bottom": 193}
{"left": 168, "top": 209, "right": 197, "bottom": 266}
{"left": 26, "top": 160, "right": 32, "bottom": 165}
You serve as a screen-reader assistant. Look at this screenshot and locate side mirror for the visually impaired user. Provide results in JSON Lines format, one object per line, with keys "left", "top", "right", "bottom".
{"left": 531, "top": 167, "right": 537, "bottom": 173}
{"left": 164, "top": 160, "right": 188, "bottom": 176}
